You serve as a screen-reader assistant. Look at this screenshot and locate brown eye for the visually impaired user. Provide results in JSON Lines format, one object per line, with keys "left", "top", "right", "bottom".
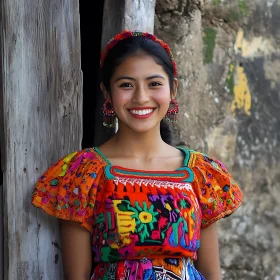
{"left": 120, "top": 83, "right": 133, "bottom": 88}
{"left": 150, "top": 81, "right": 162, "bottom": 87}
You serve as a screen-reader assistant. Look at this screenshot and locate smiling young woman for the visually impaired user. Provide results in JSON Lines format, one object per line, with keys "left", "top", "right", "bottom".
{"left": 105, "top": 54, "right": 175, "bottom": 137}
{"left": 31, "top": 30, "right": 243, "bottom": 280}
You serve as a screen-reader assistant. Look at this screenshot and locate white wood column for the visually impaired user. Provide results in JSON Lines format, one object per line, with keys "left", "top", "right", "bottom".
{"left": 0, "top": 1, "right": 82, "bottom": 279}
{"left": 124, "top": 0, "right": 156, "bottom": 33}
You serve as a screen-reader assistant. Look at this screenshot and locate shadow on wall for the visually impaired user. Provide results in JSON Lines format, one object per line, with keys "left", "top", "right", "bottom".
{"left": 79, "top": 0, "right": 114, "bottom": 149}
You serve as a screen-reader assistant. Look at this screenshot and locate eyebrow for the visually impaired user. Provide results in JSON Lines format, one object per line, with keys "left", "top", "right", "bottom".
{"left": 114, "top": 74, "right": 166, "bottom": 82}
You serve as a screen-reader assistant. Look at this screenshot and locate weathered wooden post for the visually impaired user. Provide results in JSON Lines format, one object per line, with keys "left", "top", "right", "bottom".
{"left": 0, "top": 1, "right": 82, "bottom": 279}
{"left": 124, "top": 0, "right": 156, "bottom": 33}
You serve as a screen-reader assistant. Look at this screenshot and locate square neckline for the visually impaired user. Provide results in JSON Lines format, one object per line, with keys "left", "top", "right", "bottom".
{"left": 93, "top": 146, "right": 191, "bottom": 173}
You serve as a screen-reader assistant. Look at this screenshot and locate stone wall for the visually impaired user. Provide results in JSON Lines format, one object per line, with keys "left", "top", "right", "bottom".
{"left": 155, "top": 0, "right": 280, "bottom": 279}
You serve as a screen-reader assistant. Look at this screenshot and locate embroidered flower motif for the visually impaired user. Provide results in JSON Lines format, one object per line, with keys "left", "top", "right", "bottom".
{"left": 128, "top": 201, "right": 159, "bottom": 243}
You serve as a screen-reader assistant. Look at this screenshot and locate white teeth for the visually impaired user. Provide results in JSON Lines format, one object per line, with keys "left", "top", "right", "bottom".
{"left": 130, "top": 109, "right": 153, "bottom": 115}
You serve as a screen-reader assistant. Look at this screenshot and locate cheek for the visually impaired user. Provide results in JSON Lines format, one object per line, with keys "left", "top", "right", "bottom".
{"left": 111, "top": 89, "right": 131, "bottom": 111}
{"left": 153, "top": 88, "right": 171, "bottom": 107}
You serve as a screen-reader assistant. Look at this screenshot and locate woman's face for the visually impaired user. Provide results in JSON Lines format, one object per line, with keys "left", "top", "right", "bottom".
{"left": 107, "top": 54, "right": 177, "bottom": 133}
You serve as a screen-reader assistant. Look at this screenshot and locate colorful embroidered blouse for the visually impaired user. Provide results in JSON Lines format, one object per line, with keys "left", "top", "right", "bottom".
{"left": 32, "top": 147, "right": 243, "bottom": 280}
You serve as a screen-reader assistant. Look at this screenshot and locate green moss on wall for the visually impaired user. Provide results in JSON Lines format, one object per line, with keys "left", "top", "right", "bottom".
{"left": 203, "top": 27, "right": 216, "bottom": 64}
{"left": 215, "top": 1, "right": 247, "bottom": 22}
{"left": 226, "top": 62, "right": 236, "bottom": 95}
{"left": 238, "top": 0, "right": 247, "bottom": 16}
{"left": 227, "top": 9, "right": 241, "bottom": 22}
{"left": 212, "top": 0, "right": 247, "bottom": 16}
{"left": 212, "top": 0, "right": 221, "bottom": 5}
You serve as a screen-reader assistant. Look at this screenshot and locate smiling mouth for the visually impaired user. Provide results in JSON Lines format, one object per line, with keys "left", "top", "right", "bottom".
{"left": 128, "top": 108, "right": 156, "bottom": 119}
{"left": 129, "top": 108, "right": 154, "bottom": 115}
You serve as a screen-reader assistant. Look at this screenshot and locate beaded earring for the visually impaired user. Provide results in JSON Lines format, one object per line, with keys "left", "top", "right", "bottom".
{"left": 165, "top": 99, "right": 179, "bottom": 123}
{"left": 102, "top": 99, "right": 116, "bottom": 128}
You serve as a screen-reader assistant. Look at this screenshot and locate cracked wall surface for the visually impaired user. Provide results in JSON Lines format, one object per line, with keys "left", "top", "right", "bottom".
{"left": 155, "top": 0, "right": 280, "bottom": 279}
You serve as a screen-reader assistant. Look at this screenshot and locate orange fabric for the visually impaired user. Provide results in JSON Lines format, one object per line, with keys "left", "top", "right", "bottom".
{"left": 191, "top": 151, "right": 243, "bottom": 228}
{"left": 32, "top": 149, "right": 106, "bottom": 231}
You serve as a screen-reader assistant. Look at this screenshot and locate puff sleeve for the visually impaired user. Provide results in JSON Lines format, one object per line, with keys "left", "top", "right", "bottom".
{"left": 32, "top": 148, "right": 105, "bottom": 232}
{"left": 191, "top": 151, "right": 243, "bottom": 229}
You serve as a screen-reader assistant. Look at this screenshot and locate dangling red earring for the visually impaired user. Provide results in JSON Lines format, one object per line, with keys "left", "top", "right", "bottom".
{"left": 102, "top": 99, "right": 116, "bottom": 128}
{"left": 165, "top": 99, "right": 179, "bottom": 123}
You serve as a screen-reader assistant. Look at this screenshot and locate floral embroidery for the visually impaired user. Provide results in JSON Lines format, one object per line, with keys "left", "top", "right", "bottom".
{"left": 32, "top": 147, "right": 243, "bottom": 279}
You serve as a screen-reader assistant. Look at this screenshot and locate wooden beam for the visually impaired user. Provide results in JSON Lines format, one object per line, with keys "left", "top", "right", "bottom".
{"left": 0, "top": 1, "right": 82, "bottom": 279}
{"left": 0, "top": 1, "right": 5, "bottom": 277}
{"left": 101, "top": 0, "right": 156, "bottom": 48}
{"left": 124, "top": 0, "right": 156, "bottom": 33}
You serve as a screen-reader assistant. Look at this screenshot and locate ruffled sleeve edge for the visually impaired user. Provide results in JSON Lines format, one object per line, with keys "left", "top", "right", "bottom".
{"left": 191, "top": 150, "right": 244, "bottom": 229}
{"left": 201, "top": 196, "right": 243, "bottom": 229}
{"left": 32, "top": 198, "right": 93, "bottom": 232}
{"left": 31, "top": 148, "right": 106, "bottom": 233}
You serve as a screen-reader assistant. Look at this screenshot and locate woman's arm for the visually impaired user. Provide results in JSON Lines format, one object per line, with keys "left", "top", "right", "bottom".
{"left": 195, "top": 223, "right": 222, "bottom": 280}
{"left": 60, "top": 220, "right": 92, "bottom": 280}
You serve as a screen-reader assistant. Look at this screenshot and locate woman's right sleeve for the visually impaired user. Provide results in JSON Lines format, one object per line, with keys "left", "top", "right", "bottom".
{"left": 31, "top": 148, "right": 104, "bottom": 232}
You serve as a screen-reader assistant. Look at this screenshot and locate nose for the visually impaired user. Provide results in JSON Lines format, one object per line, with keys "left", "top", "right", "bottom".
{"left": 132, "top": 85, "right": 150, "bottom": 104}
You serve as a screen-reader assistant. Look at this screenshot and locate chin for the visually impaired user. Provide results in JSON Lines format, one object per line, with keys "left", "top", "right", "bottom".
{"left": 131, "top": 127, "right": 155, "bottom": 134}
{"left": 120, "top": 121, "right": 160, "bottom": 134}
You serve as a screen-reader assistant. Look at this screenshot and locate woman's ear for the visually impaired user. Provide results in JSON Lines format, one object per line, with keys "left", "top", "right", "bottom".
{"left": 100, "top": 82, "right": 110, "bottom": 100}
{"left": 171, "top": 78, "right": 179, "bottom": 99}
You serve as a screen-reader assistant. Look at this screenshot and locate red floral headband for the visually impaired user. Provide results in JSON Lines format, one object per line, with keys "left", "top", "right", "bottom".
{"left": 100, "top": 30, "right": 177, "bottom": 76}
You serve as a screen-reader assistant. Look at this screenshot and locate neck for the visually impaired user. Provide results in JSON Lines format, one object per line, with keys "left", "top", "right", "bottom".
{"left": 111, "top": 123, "right": 167, "bottom": 158}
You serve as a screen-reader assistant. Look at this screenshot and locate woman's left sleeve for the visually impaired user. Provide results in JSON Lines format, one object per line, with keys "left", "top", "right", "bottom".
{"left": 191, "top": 151, "right": 244, "bottom": 229}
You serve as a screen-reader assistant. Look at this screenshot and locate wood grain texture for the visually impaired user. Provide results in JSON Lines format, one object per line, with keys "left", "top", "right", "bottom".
{"left": 0, "top": 0, "right": 82, "bottom": 279}
{"left": 124, "top": 0, "right": 156, "bottom": 33}
{"left": 0, "top": 2, "right": 4, "bottom": 276}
